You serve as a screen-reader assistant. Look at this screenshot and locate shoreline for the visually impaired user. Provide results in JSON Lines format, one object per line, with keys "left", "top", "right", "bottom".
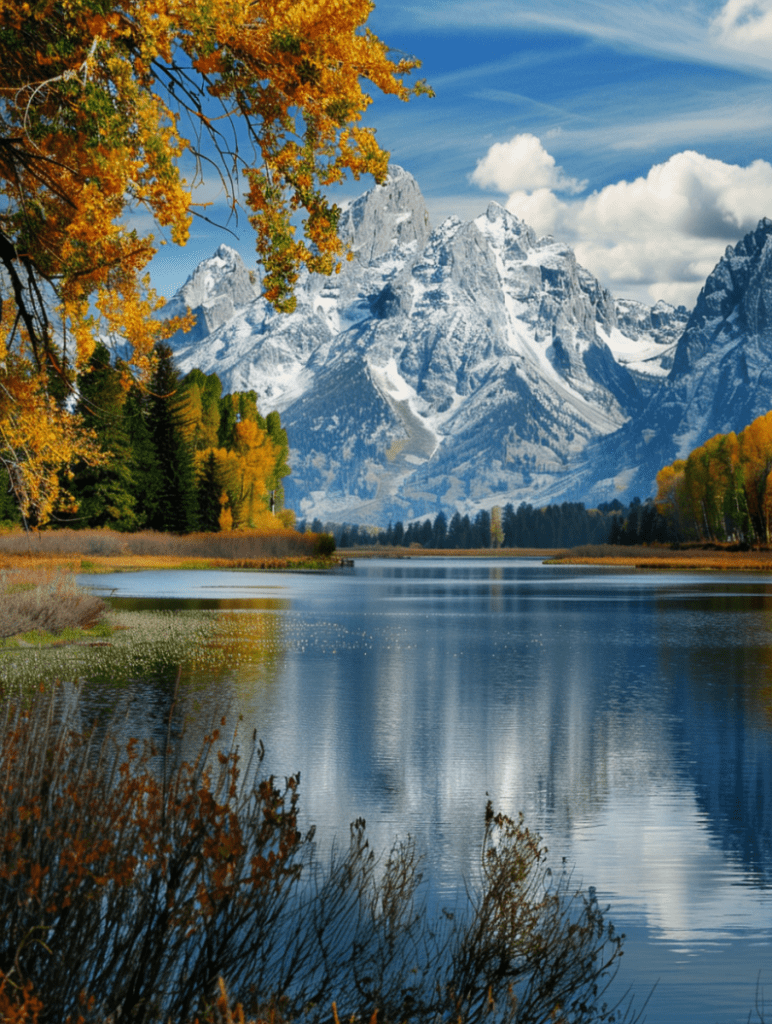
{"left": 342, "top": 544, "right": 772, "bottom": 571}
{"left": 3, "top": 545, "right": 772, "bottom": 574}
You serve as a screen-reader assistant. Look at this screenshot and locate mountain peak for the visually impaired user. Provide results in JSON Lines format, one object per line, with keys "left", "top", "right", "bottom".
{"left": 671, "top": 216, "right": 772, "bottom": 377}
{"left": 337, "top": 164, "right": 432, "bottom": 263}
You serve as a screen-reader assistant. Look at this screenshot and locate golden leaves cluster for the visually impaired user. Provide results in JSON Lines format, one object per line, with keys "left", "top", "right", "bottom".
{"left": 655, "top": 409, "right": 772, "bottom": 544}
{"left": 0, "top": 0, "right": 428, "bottom": 523}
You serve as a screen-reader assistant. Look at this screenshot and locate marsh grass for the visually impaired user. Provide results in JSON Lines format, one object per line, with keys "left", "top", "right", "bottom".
{"left": 0, "top": 527, "right": 325, "bottom": 563}
{"left": 551, "top": 543, "right": 772, "bottom": 570}
{"left": 0, "top": 568, "right": 106, "bottom": 639}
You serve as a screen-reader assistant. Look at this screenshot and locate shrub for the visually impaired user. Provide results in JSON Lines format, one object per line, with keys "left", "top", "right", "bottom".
{"left": 0, "top": 689, "right": 640, "bottom": 1024}
{"left": 312, "top": 532, "right": 336, "bottom": 557}
{"left": 0, "top": 569, "right": 105, "bottom": 639}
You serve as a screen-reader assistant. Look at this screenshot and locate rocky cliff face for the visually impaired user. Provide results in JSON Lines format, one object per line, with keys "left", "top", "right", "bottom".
{"left": 165, "top": 168, "right": 670, "bottom": 522}
{"left": 161, "top": 170, "right": 772, "bottom": 523}
{"left": 573, "top": 218, "right": 772, "bottom": 506}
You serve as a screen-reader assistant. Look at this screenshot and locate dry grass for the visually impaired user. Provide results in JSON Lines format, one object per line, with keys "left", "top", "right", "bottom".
{"left": 344, "top": 546, "right": 560, "bottom": 558}
{"left": 550, "top": 543, "right": 772, "bottom": 570}
{"left": 0, "top": 567, "right": 106, "bottom": 639}
{"left": 0, "top": 527, "right": 331, "bottom": 572}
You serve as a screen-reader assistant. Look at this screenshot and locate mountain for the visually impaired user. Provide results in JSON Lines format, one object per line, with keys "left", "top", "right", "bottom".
{"left": 576, "top": 217, "right": 772, "bottom": 505}
{"left": 163, "top": 170, "right": 771, "bottom": 524}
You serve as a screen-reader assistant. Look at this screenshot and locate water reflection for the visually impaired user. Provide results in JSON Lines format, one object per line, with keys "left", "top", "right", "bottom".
{"left": 77, "top": 561, "right": 772, "bottom": 1024}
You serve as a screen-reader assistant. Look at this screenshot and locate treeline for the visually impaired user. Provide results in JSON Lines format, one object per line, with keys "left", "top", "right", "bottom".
{"left": 655, "top": 409, "right": 772, "bottom": 544}
{"left": 0, "top": 343, "right": 292, "bottom": 533}
{"left": 302, "top": 498, "right": 672, "bottom": 550}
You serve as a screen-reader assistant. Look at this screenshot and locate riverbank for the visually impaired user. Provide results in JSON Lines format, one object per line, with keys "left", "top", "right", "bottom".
{"left": 546, "top": 543, "right": 772, "bottom": 570}
{"left": 0, "top": 527, "right": 336, "bottom": 574}
{"left": 342, "top": 543, "right": 772, "bottom": 570}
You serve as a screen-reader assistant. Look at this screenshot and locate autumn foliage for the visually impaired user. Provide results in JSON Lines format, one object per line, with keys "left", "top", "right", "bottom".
{"left": 0, "top": 0, "right": 429, "bottom": 525}
{"left": 655, "top": 410, "right": 772, "bottom": 544}
{"left": 0, "top": 687, "right": 638, "bottom": 1024}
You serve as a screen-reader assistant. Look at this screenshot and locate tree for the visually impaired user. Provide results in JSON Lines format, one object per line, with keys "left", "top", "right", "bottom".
{"left": 148, "top": 344, "right": 198, "bottom": 532}
{"left": 490, "top": 505, "right": 503, "bottom": 548}
{"left": 0, "top": 0, "right": 430, "bottom": 524}
{"left": 66, "top": 343, "right": 140, "bottom": 530}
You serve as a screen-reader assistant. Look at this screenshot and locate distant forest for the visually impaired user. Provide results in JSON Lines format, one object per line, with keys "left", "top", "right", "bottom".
{"left": 299, "top": 497, "right": 673, "bottom": 550}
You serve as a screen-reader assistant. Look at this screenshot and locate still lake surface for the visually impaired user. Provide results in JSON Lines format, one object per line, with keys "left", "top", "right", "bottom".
{"left": 81, "top": 557, "right": 772, "bottom": 1024}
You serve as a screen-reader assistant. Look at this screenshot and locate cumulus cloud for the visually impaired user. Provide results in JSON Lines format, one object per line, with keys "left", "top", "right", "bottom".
{"left": 471, "top": 133, "right": 586, "bottom": 196}
{"left": 711, "top": 0, "right": 772, "bottom": 54}
{"left": 473, "top": 138, "right": 772, "bottom": 307}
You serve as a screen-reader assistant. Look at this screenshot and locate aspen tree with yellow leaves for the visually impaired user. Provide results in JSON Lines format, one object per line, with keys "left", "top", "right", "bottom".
{"left": 0, "top": 0, "right": 430, "bottom": 524}
{"left": 654, "top": 412, "right": 772, "bottom": 544}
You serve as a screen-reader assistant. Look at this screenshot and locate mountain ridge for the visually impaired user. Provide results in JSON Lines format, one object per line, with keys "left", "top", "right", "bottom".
{"left": 163, "top": 169, "right": 772, "bottom": 524}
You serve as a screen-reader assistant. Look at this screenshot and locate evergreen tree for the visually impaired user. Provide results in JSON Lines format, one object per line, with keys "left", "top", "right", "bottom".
{"left": 447, "top": 512, "right": 463, "bottom": 548}
{"left": 502, "top": 503, "right": 517, "bottom": 547}
{"left": 419, "top": 518, "right": 432, "bottom": 547}
{"left": 432, "top": 510, "right": 448, "bottom": 548}
{"left": 148, "top": 344, "right": 198, "bottom": 533}
{"left": 68, "top": 343, "right": 139, "bottom": 531}
{"left": 197, "top": 450, "right": 223, "bottom": 532}
{"left": 124, "top": 384, "right": 162, "bottom": 530}
{"left": 472, "top": 510, "right": 491, "bottom": 548}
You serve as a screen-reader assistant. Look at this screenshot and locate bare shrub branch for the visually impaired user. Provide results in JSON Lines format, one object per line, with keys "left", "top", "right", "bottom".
{"left": 0, "top": 688, "right": 642, "bottom": 1024}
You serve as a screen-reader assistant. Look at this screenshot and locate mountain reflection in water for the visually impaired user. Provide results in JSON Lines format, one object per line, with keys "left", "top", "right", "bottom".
{"left": 79, "top": 560, "right": 772, "bottom": 1024}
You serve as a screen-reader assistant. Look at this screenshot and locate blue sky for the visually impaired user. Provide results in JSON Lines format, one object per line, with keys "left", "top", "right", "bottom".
{"left": 150, "top": 0, "right": 772, "bottom": 310}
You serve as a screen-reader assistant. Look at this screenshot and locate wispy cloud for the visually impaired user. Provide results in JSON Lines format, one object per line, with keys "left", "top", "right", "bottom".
{"left": 382, "top": 0, "right": 772, "bottom": 75}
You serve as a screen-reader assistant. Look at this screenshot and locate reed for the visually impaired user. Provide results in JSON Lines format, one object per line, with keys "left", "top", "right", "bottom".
{"left": 0, "top": 528, "right": 322, "bottom": 560}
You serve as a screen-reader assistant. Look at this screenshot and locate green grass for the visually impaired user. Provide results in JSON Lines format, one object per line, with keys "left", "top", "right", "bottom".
{"left": 0, "top": 619, "right": 113, "bottom": 649}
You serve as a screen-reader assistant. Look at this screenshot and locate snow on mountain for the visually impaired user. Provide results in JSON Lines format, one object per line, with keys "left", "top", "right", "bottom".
{"left": 163, "top": 168, "right": 753, "bottom": 524}
{"left": 575, "top": 218, "right": 772, "bottom": 506}
{"left": 160, "top": 243, "right": 260, "bottom": 343}
{"left": 601, "top": 299, "right": 688, "bottom": 398}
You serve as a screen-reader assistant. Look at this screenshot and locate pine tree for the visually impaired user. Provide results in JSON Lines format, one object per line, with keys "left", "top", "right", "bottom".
{"left": 197, "top": 451, "right": 223, "bottom": 533}
{"left": 148, "top": 345, "right": 198, "bottom": 533}
{"left": 124, "top": 385, "right": 163, "bottom": 530}
{"left": 69, "top": 344, "right": 139, "bottom": 531}
{"left": 432, "top": 510, "right": 448, "bottom": 548}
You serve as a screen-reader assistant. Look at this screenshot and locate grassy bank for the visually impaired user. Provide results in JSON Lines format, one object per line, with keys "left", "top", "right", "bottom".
{"left": 0, "top": 567, "right": 107, "bottom": 641}
{"left": 341, "top": 546, "right": 560, "bottom": 558}
{"left": 0, "top": 527, "right": 337, "bottom": 573}
{"left": 339, "top": 543, "right": 772, "bottom": 570}
{"left": 548, "top": 543, "right": 772, "bottom": 570}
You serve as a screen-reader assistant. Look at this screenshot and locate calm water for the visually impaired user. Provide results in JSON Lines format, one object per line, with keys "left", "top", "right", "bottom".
{"left": 81, "top": 558, "right": 772, "bottom": 1024}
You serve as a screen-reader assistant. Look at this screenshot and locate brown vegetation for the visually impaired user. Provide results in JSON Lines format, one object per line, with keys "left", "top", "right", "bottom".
{"left": 0, "top": 688, "right": 639, "bottom": 1024}
{"left": 0, "top": 528, "right": 335, "bottom": 573}
{"left": 0, "top": 568, "right": 105, "bottom": 639}
{"left": 344, "top": 546, "right": 560, "bottom": 558}
{"left": 550, "top": 543, "right": 772, "bottom": 570}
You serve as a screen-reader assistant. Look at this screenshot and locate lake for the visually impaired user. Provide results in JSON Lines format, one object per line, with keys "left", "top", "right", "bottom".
{"left": 80, "top": 557, "right": 772, "bottom": 1024}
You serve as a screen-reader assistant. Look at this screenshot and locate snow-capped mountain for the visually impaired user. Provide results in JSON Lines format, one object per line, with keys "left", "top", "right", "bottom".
{"left": 163, "top": 169, "right": 771, "bottom": 523}
{"left": 575, "top": 217, "right": 772, "bottom": 505}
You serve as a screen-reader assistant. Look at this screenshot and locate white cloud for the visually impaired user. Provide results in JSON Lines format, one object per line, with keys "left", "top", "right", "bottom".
{"left": 471, "top": 134, "right": 586, "bottom": 195}
{"left": 711, "top": 0, "right": 772, "bottom": 54}
{"left": 476, "top": 141, "right": 772, "bottom": 307}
